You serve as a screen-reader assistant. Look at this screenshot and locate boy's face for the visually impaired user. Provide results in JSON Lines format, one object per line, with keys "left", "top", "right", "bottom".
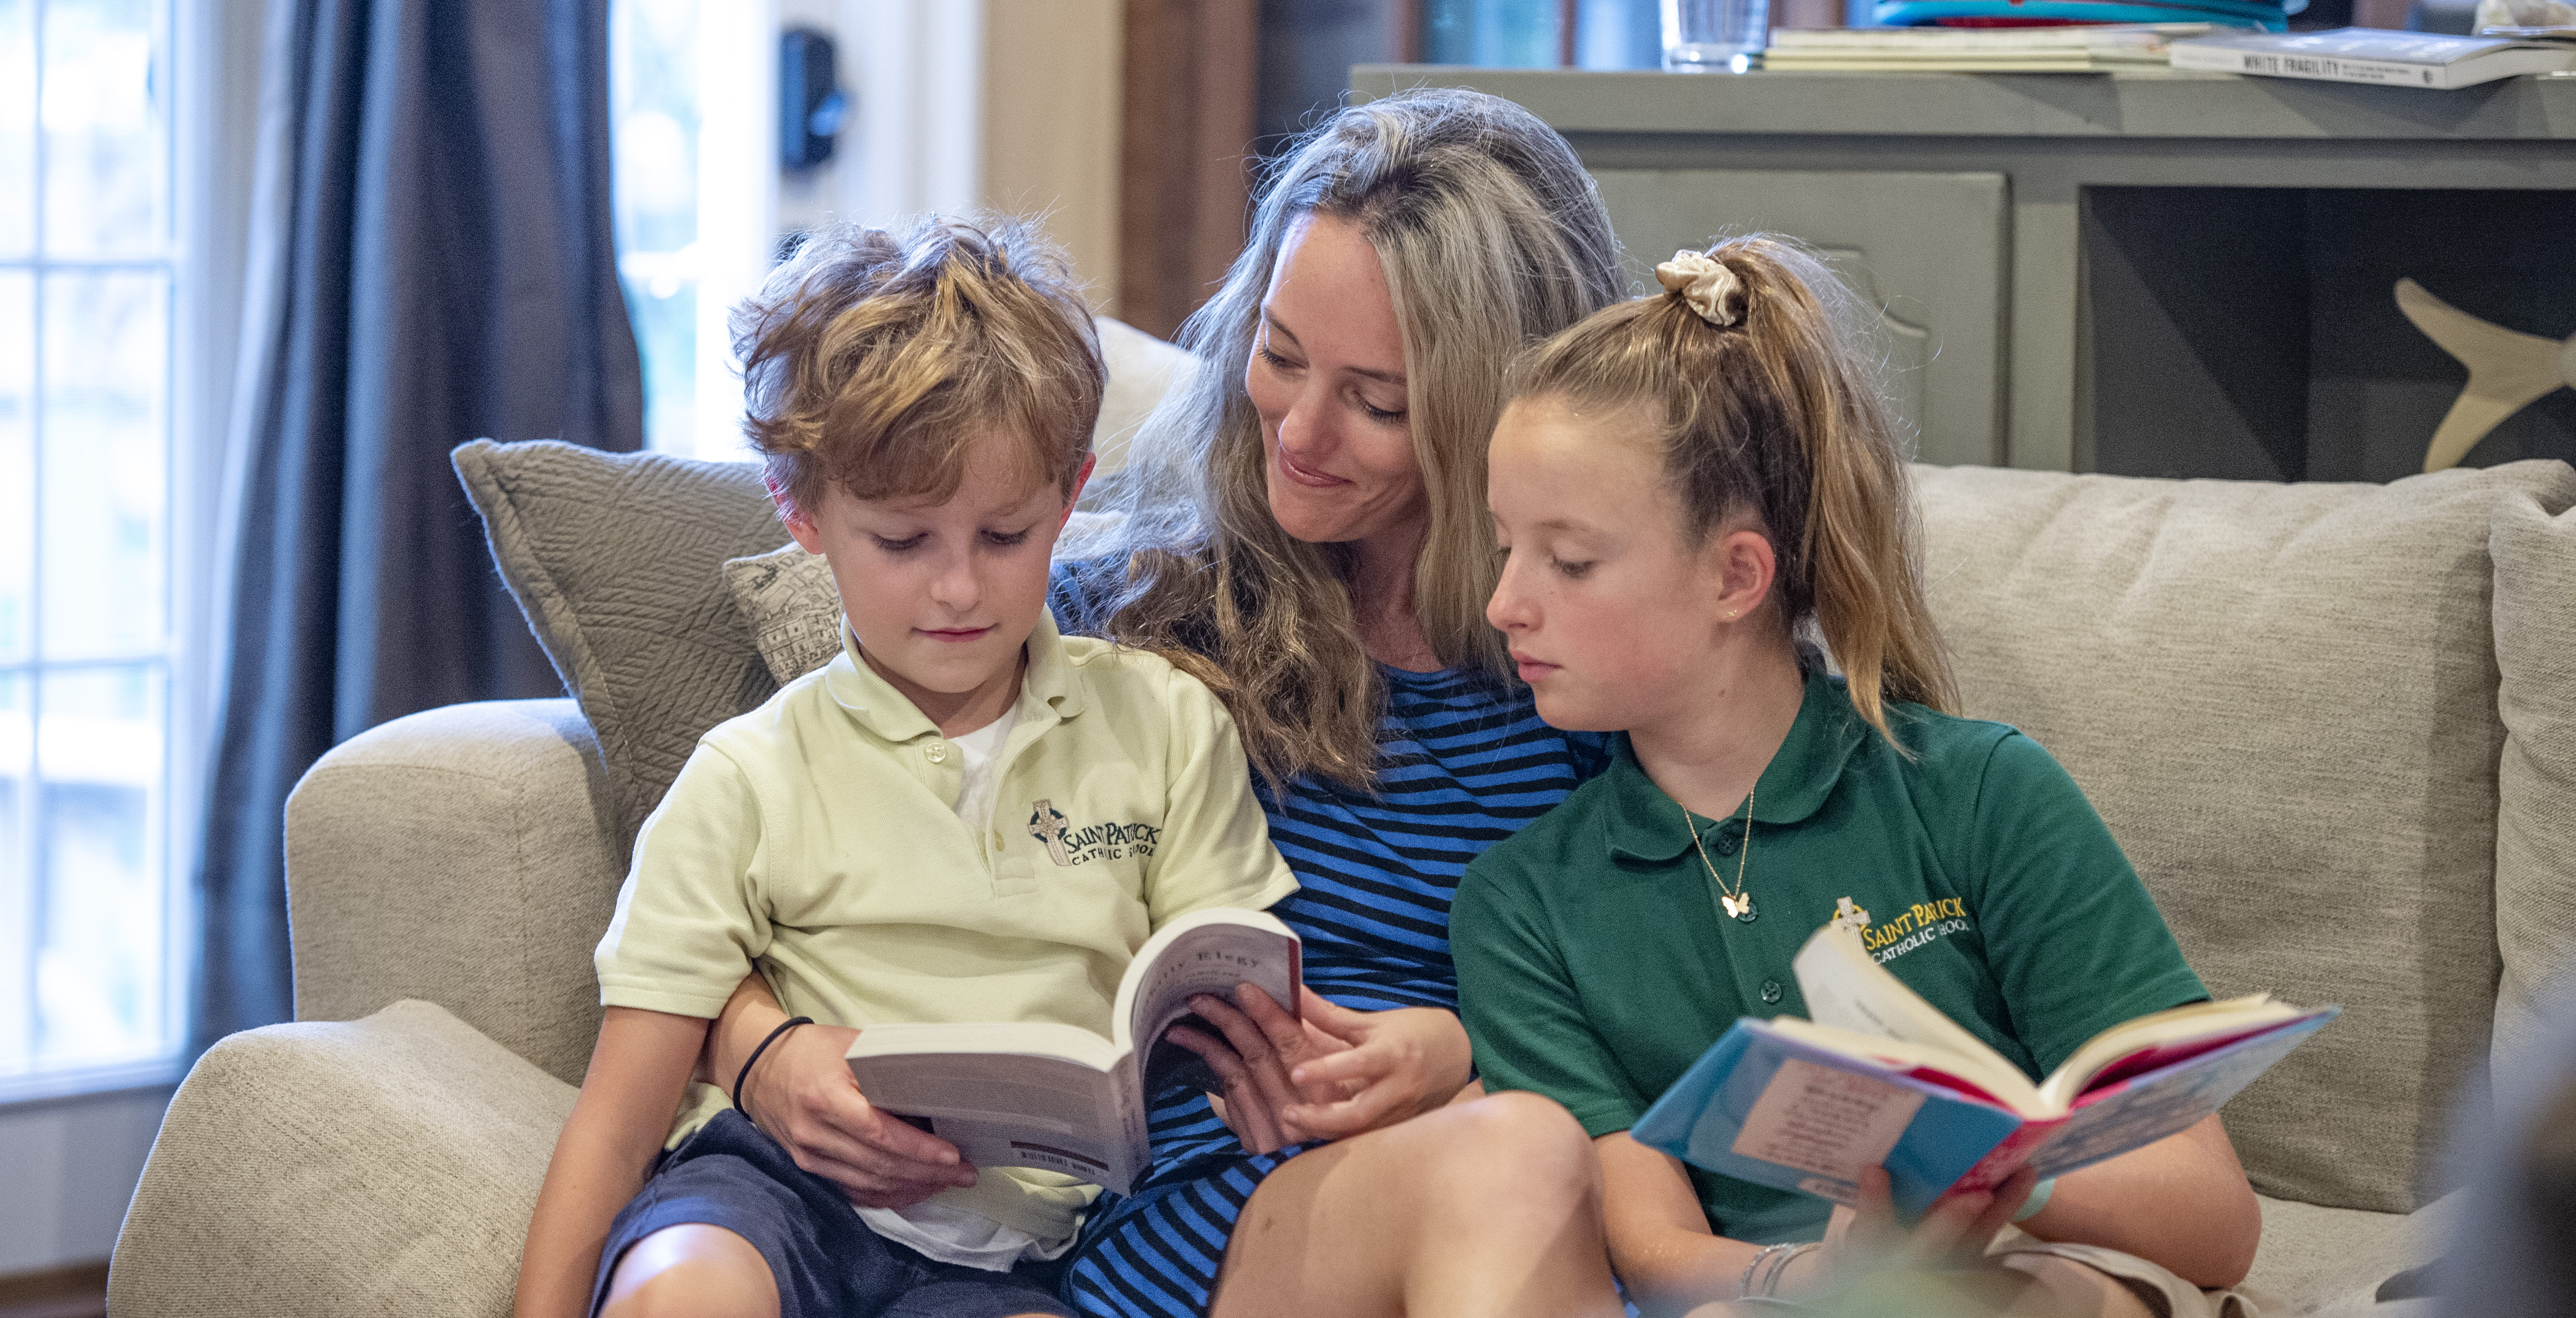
{"left": 784, "top": 437, "right": 1094, "bottom": 722}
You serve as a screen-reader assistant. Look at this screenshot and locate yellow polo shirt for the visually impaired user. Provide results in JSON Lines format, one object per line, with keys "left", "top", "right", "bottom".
{"left": 595, "top": 608, "right": 1298, "bottom": 1238}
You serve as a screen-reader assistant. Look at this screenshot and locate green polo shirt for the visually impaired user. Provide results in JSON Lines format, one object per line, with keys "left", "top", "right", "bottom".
{"left": 1454, "top": 667, "right": 2206, "bottom": 1245}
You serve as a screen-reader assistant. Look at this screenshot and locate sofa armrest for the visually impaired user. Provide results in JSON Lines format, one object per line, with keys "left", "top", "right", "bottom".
{"left": 110, "top": 1000, "right": 577, "bottom": 1318}
{"left": 2241, "top": 1189, "right": 2462, "bottom": 1314}
{"left": 287, "top": 698, "right": 622, "bottom": 1085}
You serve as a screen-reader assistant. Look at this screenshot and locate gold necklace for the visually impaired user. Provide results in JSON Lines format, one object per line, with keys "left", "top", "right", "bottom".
{"left": 1681, "top": 785, "right": 1757, "bottom": 923}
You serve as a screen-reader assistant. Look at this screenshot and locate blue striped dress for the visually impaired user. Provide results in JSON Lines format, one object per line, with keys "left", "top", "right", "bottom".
{"left": 1048, "top": 562, "right": 1607, "bottom": 1318}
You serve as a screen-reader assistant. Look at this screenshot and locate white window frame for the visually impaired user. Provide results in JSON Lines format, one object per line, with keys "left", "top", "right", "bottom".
{"left": 0, "top": 0, "right": 254, "bottom": 1107}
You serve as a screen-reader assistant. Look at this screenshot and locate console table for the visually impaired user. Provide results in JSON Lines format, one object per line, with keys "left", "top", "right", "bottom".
{"left": 1349, "top": 66, "right": 2576, "bottom": 479}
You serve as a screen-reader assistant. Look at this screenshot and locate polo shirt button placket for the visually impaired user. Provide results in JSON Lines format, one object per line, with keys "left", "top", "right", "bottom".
{"left": 1761, "top": 979, "right": 1782, "bottom": 1004}
{"left": 926, "top": 743, "right": 947, "bottom": 764}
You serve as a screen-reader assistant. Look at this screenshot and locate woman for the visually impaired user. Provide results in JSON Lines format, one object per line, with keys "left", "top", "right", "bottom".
{"left": 700, "top": 89, "right": 1634, "bottom": 1318}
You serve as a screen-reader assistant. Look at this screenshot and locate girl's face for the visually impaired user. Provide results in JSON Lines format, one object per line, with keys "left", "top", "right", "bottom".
{"left": 1486, "top": 395, "right": 1747, "bottom": 732}
{"left": 1245, "top": 212, "right": 1427, "bottom": 550}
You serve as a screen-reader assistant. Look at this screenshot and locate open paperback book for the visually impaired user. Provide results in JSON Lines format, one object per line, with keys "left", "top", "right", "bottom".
{"left": 844, "top": 907, "right": 1300, "bottom": 1195}
{"left": 1633, "top": 924, "right": 2334, "bottom": 1215}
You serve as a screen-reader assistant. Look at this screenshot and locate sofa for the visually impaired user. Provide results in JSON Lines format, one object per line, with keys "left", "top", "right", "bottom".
{"left": 106, "top": 407, "right": 2575, "bottom": 1315}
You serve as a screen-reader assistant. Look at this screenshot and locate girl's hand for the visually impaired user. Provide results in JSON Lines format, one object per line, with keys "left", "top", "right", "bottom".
{"left": 1165, "top": 986, "right": 1473, "bottom": 1151}
{"left": 1785, "top": 1165, "right": 2039, "bottom": 1296}
{"left": 740, "top": 1019, "right": 980, "bottom": 1209}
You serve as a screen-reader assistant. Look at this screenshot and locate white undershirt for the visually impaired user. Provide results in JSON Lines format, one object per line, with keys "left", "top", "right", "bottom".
{"left": 947, "top": 704, "right": 1018, "bottom": 831}
{"left": 856, "top": 701, "right": 1070, "bottom": 1271}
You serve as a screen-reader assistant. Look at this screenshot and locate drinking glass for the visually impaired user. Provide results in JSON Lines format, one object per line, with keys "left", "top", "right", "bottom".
{"left": 1663, "top": 0, "right": 1770, "bottom": 71}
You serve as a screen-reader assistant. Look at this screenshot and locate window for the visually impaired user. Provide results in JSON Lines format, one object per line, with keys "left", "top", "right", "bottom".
{"left": 0, "top": 0, "right": 185, "bottom": 1097}
{"left": 611, "top": 0, "right": 775, "bottom": 461}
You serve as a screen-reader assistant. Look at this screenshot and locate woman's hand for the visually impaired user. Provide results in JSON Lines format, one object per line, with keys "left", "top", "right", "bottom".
{"left": 709, "top": 974, "right": 975, "bottom": 1210}
{"left": 1165, "top": 986, "right": 1475, "bottom": 1152}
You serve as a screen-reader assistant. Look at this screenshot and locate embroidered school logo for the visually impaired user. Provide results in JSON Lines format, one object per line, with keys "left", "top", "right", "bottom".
{"left": 1830, "top": 896, "right": 1873, "bottom": 933}
{"left": 1027, "top": 799, "right": 1074, "bottom": 866}
{"left": 1859, "top": 896, "right": 1974, "bottom": 965}
{"left": 1025, "top": 799, "right": 1163, "bottom": 868}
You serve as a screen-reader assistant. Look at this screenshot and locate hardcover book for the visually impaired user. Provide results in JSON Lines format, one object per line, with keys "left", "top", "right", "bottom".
{"left": 1632, "top": 924, "right": 2334, "bottom": 1214}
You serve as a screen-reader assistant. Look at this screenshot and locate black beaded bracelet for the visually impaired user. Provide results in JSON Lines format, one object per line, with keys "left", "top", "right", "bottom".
{"left": 732, "top": 1015, "right": 813, "bottom": 1127}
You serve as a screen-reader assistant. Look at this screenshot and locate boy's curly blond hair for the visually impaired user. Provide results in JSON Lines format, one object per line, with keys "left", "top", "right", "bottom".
{"left": 732, "top": 215, "right": 1104, "bottom": 517}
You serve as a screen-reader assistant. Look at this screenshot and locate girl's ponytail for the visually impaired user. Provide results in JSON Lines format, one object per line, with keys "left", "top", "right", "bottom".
{"left": 1511, "top": 235, "right": 1958, "bottom": 749}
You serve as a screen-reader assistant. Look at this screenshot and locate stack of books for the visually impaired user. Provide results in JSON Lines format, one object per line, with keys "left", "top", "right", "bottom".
{"left": 1874, "top": 0, "right": 2288, "bottom": 28}
{"left": 1765, "top": 21, "right": 2232, "bottom": 69}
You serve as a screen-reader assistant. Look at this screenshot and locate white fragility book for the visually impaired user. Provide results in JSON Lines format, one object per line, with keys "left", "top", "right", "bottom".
{"left": 2168, "top": 27, "right": 2576, "bottom": 86}
{"left": 844, "top": 907, "right": 1301, "bottom": 1195}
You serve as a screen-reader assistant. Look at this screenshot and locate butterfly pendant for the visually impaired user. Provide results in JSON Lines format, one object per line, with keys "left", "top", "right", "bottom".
{"left": 1722, "top": 893, "right": 1757, "bottom": 922}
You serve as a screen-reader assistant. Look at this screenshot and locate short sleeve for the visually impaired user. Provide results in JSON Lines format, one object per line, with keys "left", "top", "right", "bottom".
{"left": 1454, "top": 859, "right": 1651, "bottom": 1138}
{"left": 1962, "top": 732, "right": 2209, "bottom": 1077}
{"left": 593, "top": 742, "right": 775, "bottom": 1019}
{"left": 1138, "top": 668, "right": 1298, "bottom": 926}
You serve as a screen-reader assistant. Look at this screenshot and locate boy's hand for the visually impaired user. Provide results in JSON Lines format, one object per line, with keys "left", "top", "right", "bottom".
{"left": 743, "top": 1020, "right": 979, "bottom": 1209}
{"left": 1167, "top": 986, "right": 1471, "bottom": 1151}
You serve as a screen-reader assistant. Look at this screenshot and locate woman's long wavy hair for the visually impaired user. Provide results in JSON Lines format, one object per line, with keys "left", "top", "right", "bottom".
{"left": 1510, "top": 235, "right": 1958, "bottom": 748}
{"left": 1085, "top": 88, "right": 1625, "bottom": 792}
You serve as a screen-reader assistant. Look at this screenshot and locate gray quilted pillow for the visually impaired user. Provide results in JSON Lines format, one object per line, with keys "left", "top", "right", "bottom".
{"left": 453, "top": 440, "right": 787, "bottom": 850}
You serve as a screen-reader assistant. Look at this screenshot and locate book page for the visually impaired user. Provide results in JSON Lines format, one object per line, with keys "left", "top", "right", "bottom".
{"left": 1728, "top": 1056, "right": 1928, "bottom": 1184}
{"left": 1792, "top": 925, "right": 2044, "bottom": 1114}
{"left": 2038, "top": 995, "right": 2303, "bottom": 1111}
{"left": 844, "top": 1041, "right": 1142, "bottom": 1191}
{"left": 1112, "top": 909, "right": 1302, "bottom": 1094}
{"left": 2025, "top": 1010, "right": 2333, "bottom": 1181}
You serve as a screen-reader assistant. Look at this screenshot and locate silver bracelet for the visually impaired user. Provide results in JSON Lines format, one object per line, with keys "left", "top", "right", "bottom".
{"left": 1756, "top": 1241, "right": 1822, "bottom": 1298}
{"left": 1740, "top": 1242, "right": 1797, "bottom": 1299}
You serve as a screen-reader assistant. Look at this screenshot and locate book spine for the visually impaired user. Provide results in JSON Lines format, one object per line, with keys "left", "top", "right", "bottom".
{"left": 2168, "top": 43, "right": 2449, "bottom": 85}
{"left": 1948, "top": 1117, "right": 2065, "bottom": 1195}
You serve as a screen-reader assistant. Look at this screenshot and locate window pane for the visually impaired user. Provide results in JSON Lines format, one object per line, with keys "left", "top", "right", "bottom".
{"left": 612, "top": 0, "right": 702, "bottom": 453}
{"left": 41, "top": 0, "right": 167, "bottom": 259}
{"left": 40, "top": 269, "right": 166, "bottom": 660}
{"left": 0, "top": 270, "right": 28, "bottom": 664}
{"left": 0, "top": 671, "right": 25, "bottom": 1070}
{"left": 0, "top": 0, "right": 32, "bottom": 258}
{"left": 32, "top": 663, "right": 165, "bottom": 1066}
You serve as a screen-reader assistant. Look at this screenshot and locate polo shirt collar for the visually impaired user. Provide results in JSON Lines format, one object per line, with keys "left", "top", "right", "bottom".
{"left": 823, "top": 606, "right": 1085, "bottom": 742}
{"left": 1601, "top": 666, "right": 1873, "bottom": 864}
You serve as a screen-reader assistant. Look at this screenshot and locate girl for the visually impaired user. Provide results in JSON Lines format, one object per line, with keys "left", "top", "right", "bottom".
{"left": 1458, "top": 236, "right": 2263, "bottom": 1316}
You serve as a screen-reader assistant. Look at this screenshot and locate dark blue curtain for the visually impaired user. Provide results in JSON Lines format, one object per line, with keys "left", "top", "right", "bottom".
{"left": 191, "top": 0, "right": 643, "bottom": 1057}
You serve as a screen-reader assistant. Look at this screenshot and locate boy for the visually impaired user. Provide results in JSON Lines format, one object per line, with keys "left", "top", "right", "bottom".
{"left": 514, "top": 218, "right": 1298, "bottom": 1318}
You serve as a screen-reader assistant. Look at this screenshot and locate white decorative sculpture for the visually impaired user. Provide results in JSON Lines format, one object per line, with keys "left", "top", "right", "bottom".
{"left": 2394, "top": 278, "right": 2576, "bottom": 473}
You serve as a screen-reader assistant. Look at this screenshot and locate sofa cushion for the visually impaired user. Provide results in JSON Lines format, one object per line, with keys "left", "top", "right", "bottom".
{"left": 1913, "top": 459, "right": 2576, "bottom": 1215}
{"left": 110, "top": 1000, "right": 575, "bottom": 1318}
{"left": 2489, "top": 487, "right": 2576, "bottom": 1067}
{"left": 455, "top": 440, "right": 785, "bottom": 849}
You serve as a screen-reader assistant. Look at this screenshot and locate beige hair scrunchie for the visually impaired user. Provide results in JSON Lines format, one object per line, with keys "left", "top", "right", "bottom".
{"left": 1654, "top": 249, "right": 1743, "bottom": 327}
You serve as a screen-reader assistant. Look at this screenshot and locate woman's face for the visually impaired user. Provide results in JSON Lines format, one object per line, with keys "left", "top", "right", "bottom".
{"left": 1245, "top": 213, "right": 1427, "bottom": 549}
